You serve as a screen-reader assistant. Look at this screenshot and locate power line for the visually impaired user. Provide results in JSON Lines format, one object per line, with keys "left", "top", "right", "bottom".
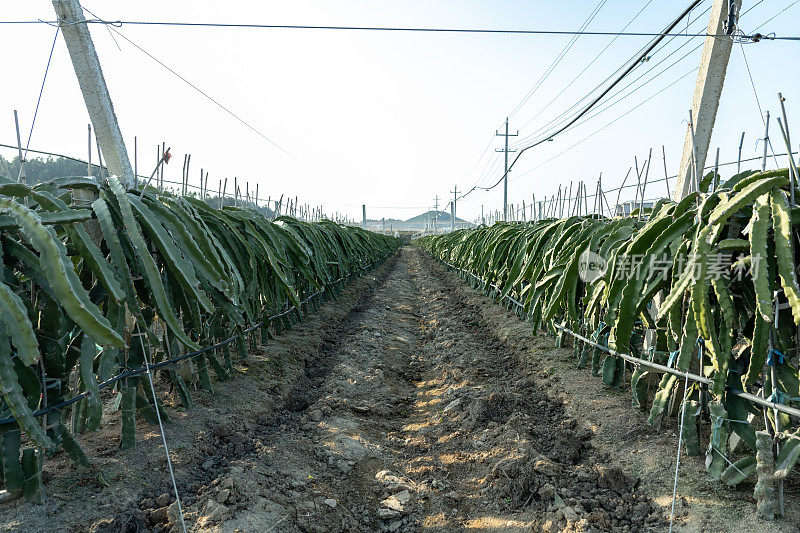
{"left": 509, "top": 67, "right": 698, "bottom": 185}
{"left": 563, "top": 41, "right": 703, "bottom": 135}
{"left": 79, "top": 6, "right": 299, "bottom": 162}
{"left": 462, "top": 127, "right": 504, "bottom": 190}
{"left": 458, "top": 0, "right": 704, "bottom": 202}
{"left": 515, "top": 0, "right": 655, "bottom": 132}
{"left": 24, "top": 27, "right": 60, "bottom": 161}
{"left": 752, "top": 0, "right": 800, "bottom": 31}
{"left": 513, "top": 2, "right": 712, "bottom": 148}
{"left": 7, "top": 18, "right": 795, "bottom": 40}
{"left": 507, "top": 0, "right": 608, "bottom": 118}
{"left": 510, "top": 0, "right": 781, "bottom": 150}
{"left": 0, "top": 142, "right": 86, "bottom": 163}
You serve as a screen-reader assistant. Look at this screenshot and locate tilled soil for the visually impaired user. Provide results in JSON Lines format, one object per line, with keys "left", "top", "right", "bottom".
{"left": 3, "top": 247, "right": 793, "bottom": 532}
{"left": 174, "top": 247, "right": 661, "bottom": 532}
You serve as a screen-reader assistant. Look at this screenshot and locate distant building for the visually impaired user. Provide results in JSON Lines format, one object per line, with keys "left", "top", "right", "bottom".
{"left": 615, "top": 200, "right": 654, "bottom": 217}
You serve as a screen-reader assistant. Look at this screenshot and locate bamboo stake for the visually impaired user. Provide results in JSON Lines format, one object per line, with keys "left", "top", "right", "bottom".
{"left": 777, "top": 93, "right": 798, "bottom": 205}
{"left": 737, "top": 132, "right": 745, "bottom": 174}
{"left": 638, "top": 149, "right": 652, "bottom": 221}
{"left": 186, "top": 154, "right": 191, "bottom": 196}
{"left": 583, "top": 179, "right": 589, "bottom": 216}
{"left": 662, "top": 145, "right": 670, "bottom": 200}
{"left": 221, "top": 178, "right": 228, "bottom": 208}
{"left": 567, "top": 181, "right": 573, "bottom": 215}
{"left": 614, "top": 167, "right": 632, "bottom": 217}
{"left": 88, "top": 124, "right": 92, "bottom": 179}
{"left": 762, "top": 111, "right": 771, "bottom": 172}
{"left": 181, "top": 155, "right": 187, "bottom": 196}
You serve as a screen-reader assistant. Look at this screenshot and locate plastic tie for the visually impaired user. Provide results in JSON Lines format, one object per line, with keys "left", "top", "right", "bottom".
{"left": 766, "top": 348, "right": 784, "bottom": 366}
{"left": 769, "top": 389, "right": 800, "bottom": 404}
{"left": 667, "top": 350, "right": 680, "bottom": 368}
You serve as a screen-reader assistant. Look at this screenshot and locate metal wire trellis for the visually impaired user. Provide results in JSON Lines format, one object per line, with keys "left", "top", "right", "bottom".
{"left": 0, "top": 254, "right": 391, "bottom": 427}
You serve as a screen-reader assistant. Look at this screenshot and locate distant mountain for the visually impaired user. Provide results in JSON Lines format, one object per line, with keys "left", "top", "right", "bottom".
{"left": 403, "top": 210, "right": 471, "bottom": 225}
{"left": 362, "top": 210, "right": 474, "bottom": 233}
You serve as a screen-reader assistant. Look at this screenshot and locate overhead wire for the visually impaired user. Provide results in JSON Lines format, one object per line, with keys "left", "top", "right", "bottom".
{"left": 752, "top": 0, "right": 800, "bottom": 31}
{"left": 512, "top": 2, "right": 712, "bottom": 148}
{"left": 457, "top": 1, "right": 704, "bottom": 202}
{"left": 515, "top": 0, "right": 656, "bottom": 133}
{"left": 505, "top": 0, "right": 780, "bottom": 177}
{"left": 8, "top": 18, "right": 793, "bottom": 39}
{"left": 511, "top": 0, "right": 771, "bottom": 150}
{"left": 463, "top": 0, "right": 782, "bottom": 204}
{"left": 474, "top": 155, "right": 504, "bottom": 189}
{"left": 23, "top": 27, "right": 60, "bottom": 160}
{"left": 463, "top": 135, "right": 497, "bottom": 185}
{"left": 465, "top": 0, "right": 793, "bottom": 213}
{"left": 561, "top": 40, "right": 703, "bottom": 135}
{"left": 509, "top": 67, "right": 699, "bottom": 185}
{"left": 733, "top": 0, "right": 797, "bottom": 168}
{"left": 462, "top": 122, "right": 507, "bottom": 190}
{"left": 79, "top": 6, "right": 299, "bottom": 162}
{"left": 507, "top": 0, "right": 608, "bottom": 119}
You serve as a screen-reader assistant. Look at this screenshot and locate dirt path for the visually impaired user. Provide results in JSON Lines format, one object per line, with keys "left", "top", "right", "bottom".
{"left": 4, "top": 247, "right": 794, "bottom": 532}
{"left": 171, "top": 247, "right": 659, "bottom": 532}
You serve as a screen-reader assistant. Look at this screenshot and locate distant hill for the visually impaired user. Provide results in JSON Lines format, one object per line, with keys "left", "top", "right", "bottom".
{"left": 403, "top": 210, "right": 471, "bottom": 225}
{"left": 363, "top": 210, "right": 474, "bottom": 233}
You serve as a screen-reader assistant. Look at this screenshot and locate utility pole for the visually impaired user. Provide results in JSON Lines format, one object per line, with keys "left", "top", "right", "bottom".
{"left": 362, "top": 204, "right": 366, "bottom": 229}
{"left": 53, "top": 0, "right": 134, "bottom": 186}
{"left": 433, "top": 195, "right": 440, "bottom": 234}
{"left": 674, "top": 0, "right": 741, "bottom": 199}
{"left": 496, "top": 118, "right": 518, "bottom": 220}
{"left": 450, "top": 185, "right": 460, "bottom": 232}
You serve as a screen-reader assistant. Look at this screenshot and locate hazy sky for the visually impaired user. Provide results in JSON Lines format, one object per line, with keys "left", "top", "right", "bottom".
{"left": 1, "top": 1, "right": 798, "bottom": 222}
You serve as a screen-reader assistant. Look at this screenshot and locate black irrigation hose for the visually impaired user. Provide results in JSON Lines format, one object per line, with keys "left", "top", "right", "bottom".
{"left": 443, "top": 261, "right": 800, "bottom": 420}
{"left": 0, "top": 256, "right": 389, "bottom": 427}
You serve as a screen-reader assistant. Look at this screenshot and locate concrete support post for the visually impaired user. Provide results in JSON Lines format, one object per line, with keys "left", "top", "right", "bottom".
{"left": 674, "top": 0, "right": 741, "bottom": 199}
{"left": 52, "top": 0, "right": 134, "bottom": 186}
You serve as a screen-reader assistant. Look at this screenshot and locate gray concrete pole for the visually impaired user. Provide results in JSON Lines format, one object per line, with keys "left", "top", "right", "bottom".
{"left": 52, "top": 0, "right": 134, "bottom": 186}
{"left": 495, "top": 119, "right": 518, "bottom": 220}
{"left": 503, "top": 119, "right": 508, "bottom": 220}
{"left": 673, "top": 0, "right": 741, "bottom": 199}
{"left": 450, "top": 185, "right": 460, "bottom": 232}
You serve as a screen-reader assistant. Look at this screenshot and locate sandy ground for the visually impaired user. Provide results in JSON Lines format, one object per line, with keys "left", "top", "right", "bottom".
{"left": 1, "top": 247, "right": 797, "bottom": 532}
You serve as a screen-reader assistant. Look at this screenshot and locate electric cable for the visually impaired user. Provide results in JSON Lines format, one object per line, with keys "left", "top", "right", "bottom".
{"left": 507, "top": 0, "right": 608, "bottom": 118}
{"left": 509, "top": 67, "right": 698, "bottom": 185}
{"left": 6, "top": 18, "right": 793, "bottom": 40}
{"left": 23, "top": 27, "right": 60, "bottom": 161}
{"left": 512, "top": 3, "right": 712, "bottom": 148}
{"left": 515, "top": 0, "right": 656, "bottom": 132}
{"left": 752, "top": 0, "right": 800, "bottom": 31}
{"left": 77, "top": 6, "right": 299, "bottom": 162}
{"left": 511, "top": 0, "right": 776, "bottom": 149}
{"left": 458, "top": 1, "right": 703, "bottom": 202}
